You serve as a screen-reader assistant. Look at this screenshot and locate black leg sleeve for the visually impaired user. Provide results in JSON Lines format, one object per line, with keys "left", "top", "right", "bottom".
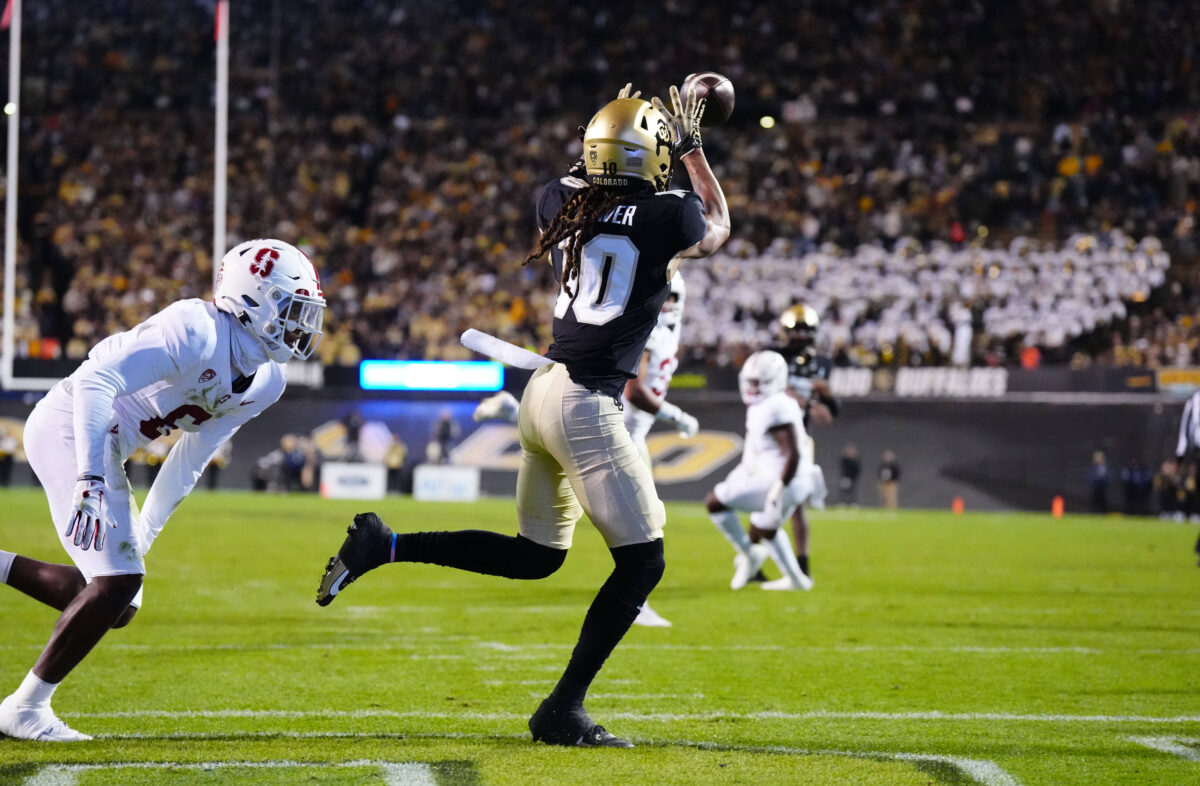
{"left": 550, "top": 539, "right": 666, "bottom": 707}
{"left": 396, "top": 531, "right": 565, "bottom": 580}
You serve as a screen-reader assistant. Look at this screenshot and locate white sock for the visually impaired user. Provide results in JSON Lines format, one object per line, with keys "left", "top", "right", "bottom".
{"left": 11, "top": 670, "right": 58, "bottom": 707}
{"left": 765, "top": 530, "right": 807, "bottom": 585}
{"left": 710, "top": 510, "right": 750, "bottom": 555}
{"left": 0, "top": 550, "right": 14, "bottom": 584}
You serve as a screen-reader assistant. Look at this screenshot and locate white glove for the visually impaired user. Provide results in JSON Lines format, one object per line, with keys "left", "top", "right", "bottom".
{"left": 759, "top": 478, "right": 787, "bottom": 529}
{"left": 655, "top": 401, "right": 699, "bottom": 438}
{"left": 65, "top": 475, "right": 111, "bottom": 551}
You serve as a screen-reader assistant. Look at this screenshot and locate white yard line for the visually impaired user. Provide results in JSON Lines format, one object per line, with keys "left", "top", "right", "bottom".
{"left": 6, "top": 641, "right": 1195, "bottom": 655}
{"left": 1128, "top": 736, "right": 1200, "bottom": 762}
{"left": 64, "top": 708, "right": 1200, "bottom": 723}
{"left": 22, "top": 761, "right": 438, "bottom": 786}
{"left": 41, "top": 736, "right": 1023, "bottom": 786}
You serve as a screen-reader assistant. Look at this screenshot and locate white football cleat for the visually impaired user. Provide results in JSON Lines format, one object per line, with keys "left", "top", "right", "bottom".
{"left": 730, "top": 543, "right": 770, "bottom": 590}
{"left": 473, "top": 390, "right": 520, "bottom": 423}
{"left": 632, "top": 603, "right": 672, "bottom": 628}
{"left": 762, "top": 573, "right": 814, "bottom": 591}
{"left": 0, "top": 696, "right": 91, "bottom": 741}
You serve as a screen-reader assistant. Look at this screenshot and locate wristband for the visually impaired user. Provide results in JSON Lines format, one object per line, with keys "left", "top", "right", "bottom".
{"left": 77, "top": 474, "right": 105, "bottom": 483}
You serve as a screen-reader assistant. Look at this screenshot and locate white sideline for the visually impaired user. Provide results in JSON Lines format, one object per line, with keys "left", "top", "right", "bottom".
{"left": 63, "top": 708, "right": 1200, "bottom": 723}
{"left": 1128, "top": 736, "right": 1200, "bottom": 762}
{"left": 20, "top": 736, "right": 1022, "bottom": 786}
{"left": 6, "top": 641, "right": 1197, "bottom": 656}
{"left": 4, "top": 641, "right": 1199, "bottom": 656}
{"left": 22, "top": 761, "right": 436, "bottom": 786}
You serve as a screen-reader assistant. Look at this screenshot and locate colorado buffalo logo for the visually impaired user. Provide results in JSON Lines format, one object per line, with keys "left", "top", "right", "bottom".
{"left": 199, "top": 369, "right": 216, "bottom": 383}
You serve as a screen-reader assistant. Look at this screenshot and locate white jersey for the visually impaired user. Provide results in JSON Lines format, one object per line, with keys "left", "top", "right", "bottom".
{"left": 622, "top": 318, "right": 682, "bottom": 444}
{"left": 39, "top": 299, "right": 286, "bottom": 546}
{"left": 741, "top": 390, "right": 807, "bottom": 478}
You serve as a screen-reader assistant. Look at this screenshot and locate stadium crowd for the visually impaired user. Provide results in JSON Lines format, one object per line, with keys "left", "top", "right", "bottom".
{"left": 5, "top": 0, "right": 1200, "bottom": 369}
{"left": 681, "top": 231, "right": 1172, "bottom": 368}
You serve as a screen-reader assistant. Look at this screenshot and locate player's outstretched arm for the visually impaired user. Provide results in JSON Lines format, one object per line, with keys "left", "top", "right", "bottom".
{"left": 678, "top": 151, "right": 729, "bottom": 259}
{"left": 654, "top": 85, "right": 730, "bottom": 259}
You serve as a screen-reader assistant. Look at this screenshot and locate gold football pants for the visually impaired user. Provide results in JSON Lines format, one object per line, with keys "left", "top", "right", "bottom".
{"left": 516, "top": 363, "right": 666, "bottom": 549}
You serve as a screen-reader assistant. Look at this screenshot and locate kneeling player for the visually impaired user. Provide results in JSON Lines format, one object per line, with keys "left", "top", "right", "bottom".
{"left": 705, "top": 351, "right": 817, "bottom": 591}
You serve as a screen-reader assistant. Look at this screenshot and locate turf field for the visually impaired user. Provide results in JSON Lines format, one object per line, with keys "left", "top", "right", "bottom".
{"left": 1, "top": 488, "right": 1198, "bottom": 784}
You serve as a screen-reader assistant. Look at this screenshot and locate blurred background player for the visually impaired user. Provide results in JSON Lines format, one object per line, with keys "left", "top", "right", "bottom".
{"left": 0, "top": 239, "right": 325, "bottom": 741}
{"left": 473, "top": 271, "right": 700, "bottom": 629}
{"left": 773, "top": 304, "right": 836, "bottom": 583}
{"left": 705, "top": 350, "right": 817, "bottom": 591}
{"left": 317, "top": 82, "right": 729, "bottom": 748}
{"left": 619, "top": 270, "right": 699, "bottom": 627}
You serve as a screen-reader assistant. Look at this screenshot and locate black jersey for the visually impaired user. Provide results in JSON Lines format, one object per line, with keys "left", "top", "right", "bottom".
{"left": 773, "top": 345, "right": 839, "bottom": 423}
{"left": 538, "top": 177, "right": 706, "bottom": 398}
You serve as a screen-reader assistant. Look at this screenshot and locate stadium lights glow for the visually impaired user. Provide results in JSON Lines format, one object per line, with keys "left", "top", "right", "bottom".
{"left": 359, "top": 360, "right": 504, "bottom": 392}
{"left": 760, "top": 115, "right": 776, "bottom": 129}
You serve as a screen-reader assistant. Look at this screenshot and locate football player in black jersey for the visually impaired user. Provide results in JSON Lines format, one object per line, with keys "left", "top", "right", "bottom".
{"left": 316, "top": 83, "right": 729, "bottom": 748}
{"left": 773, "top": 304, "right": 838, "bottom": 583}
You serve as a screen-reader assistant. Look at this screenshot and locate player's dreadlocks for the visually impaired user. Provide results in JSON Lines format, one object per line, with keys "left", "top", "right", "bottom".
{"left": 524, "top": 185, "right": 627, "bottom": 298}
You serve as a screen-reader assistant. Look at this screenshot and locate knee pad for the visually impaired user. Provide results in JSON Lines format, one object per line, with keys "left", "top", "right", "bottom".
{"left": 512, "top": 536, "right": 567, "bottom": 579}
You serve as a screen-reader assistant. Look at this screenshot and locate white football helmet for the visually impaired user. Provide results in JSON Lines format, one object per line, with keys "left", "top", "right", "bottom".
{"left": 214, "top": 239, "right": 326, "bottom": 363}
{"left": 659, "top": 271, "right": 686, "bottom": 328}
{"left": 738, "top": 350, "right": 788, "bottom": 405}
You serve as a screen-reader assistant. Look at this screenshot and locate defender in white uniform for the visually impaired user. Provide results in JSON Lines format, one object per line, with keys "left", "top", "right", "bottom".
{"left": 705, "top": 351, "right": 817, "bottom": 591}
{"left": 619, "top": 271, "right": 698, "bottom": 627}
{"left": 0, "top": 239, "right": 325, "bottom": 741}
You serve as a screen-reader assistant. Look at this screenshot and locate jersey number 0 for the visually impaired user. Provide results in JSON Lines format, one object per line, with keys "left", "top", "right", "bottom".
{"left": 554, "top": 234, "right": 640, "bottom": 326}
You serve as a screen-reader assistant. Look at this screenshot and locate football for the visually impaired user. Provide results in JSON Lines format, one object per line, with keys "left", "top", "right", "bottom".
{"left": 680, "top": 71, "right": 735, "bottom": 126}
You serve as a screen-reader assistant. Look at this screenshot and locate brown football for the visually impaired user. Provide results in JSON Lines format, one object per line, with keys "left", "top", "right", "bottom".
{"left": 680, "top": 72, "right": 735, "bottom": 126}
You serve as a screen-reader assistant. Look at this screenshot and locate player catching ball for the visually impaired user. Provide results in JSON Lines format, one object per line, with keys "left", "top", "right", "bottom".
{"left": 317, "top": 80, "right": 729, "bottom": 748}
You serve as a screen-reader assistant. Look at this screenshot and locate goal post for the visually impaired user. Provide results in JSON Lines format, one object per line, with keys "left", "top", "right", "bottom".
{"left": 0, "top": 0, "right": 230, "bottom": 391}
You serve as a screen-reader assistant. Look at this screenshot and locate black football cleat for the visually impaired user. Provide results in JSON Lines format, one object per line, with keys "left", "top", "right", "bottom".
{"left": 316, "top": 512, "right": 393, "bottom": 606}
{"left": 529, "top": 700, "right": 634, "bottom": 748}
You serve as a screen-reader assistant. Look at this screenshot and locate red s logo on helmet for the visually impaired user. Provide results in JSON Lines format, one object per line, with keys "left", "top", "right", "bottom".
{"left": 250, "top": 248, "right": 279, "bottom": 278}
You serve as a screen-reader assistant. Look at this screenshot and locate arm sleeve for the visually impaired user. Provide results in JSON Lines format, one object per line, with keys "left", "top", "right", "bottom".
{"left": 72, "top": 322, "right": 186, "bottom": 475}
{"left": 676, "top": 193, "right": 707, "bottom": 252}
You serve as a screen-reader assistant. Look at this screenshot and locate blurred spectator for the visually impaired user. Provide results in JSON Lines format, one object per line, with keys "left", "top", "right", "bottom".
{"left": 839, "top": 442, "right": 861, "bottom": 505}
{"left": 877, "top": 449, "right": 901, "bottom": 509}
{"left": 1087, "top": 450, "right": 1110, "bottom": 513}
{"left": 254, "top": 434, "right": 318, "bottom": 492}
{"left": 427, "top": 409, "right": 460, "bottom": 465}
{"left": 0, "top": 428, "right": 17, "bottom": 487}
{"left": 1119, "top": 458, "right": 1153, "bottom": 516}
{"left": 1154, "top": 458, "right": 1184, "bottom": 521}
{"left": 205, "top": 440, "right": 232, "bottom": 491}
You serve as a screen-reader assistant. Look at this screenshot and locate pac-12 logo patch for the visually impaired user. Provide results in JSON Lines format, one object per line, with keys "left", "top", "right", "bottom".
{"left": 199, "top": 369, "right": 216, "bottom": 382}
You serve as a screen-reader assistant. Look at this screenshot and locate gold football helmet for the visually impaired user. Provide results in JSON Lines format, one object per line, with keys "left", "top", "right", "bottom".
{"left": 780, "top": 304, "right": 820, "bottom": 333}
{"left": 583, "top": 98, "right": 674, "bottom": 191}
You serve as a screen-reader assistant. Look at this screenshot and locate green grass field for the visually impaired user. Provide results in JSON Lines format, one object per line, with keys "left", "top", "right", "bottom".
{"left": 1, "top": 488, "right": 1198, "bottom": 784}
